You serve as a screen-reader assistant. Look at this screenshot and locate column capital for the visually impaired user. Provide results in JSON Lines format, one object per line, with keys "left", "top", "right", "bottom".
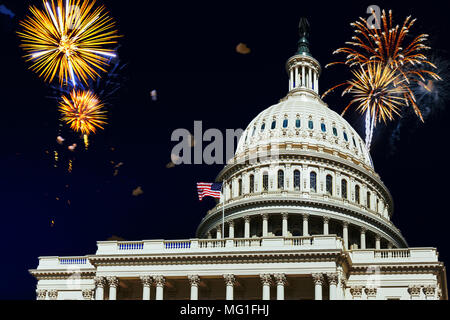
{"left": 323, "top": 216, "right": 330, "bottom": 223}
{"left": 274, "top": 273, "right": 287, "bottom": 286}
{"left": 360, "top": 227, "right": 367, "bottom": 234}
{"left": 261, "top": 213, "right": 269, "bottom": 220}
{"left": 94, "top": 276, "right": 105, "bottom": 288}
{"left": 408, "top": 285, "right": 421, "bottom": 297}
{"left": 36, "top": 289, "right": 47, "bottom": 300}
{"left": 259, "top": 274, "right": 272, "bottom": 286}
{"left": 244, "top": 215, "right": 251, "bottom": 223}
{"left": 375, "top": 234, "right": 381, "bottom": 241}
{"left": 281, "top": 212, "right": 289, "bottom": 220}
{"left": 312, "top": 273, "right": 324, "bottom": 285}
{"left": 227, "top": 219, "right": 234, "bottom": 227}
{"left": 140, "top": 275, "right": 153, "bottom": 287}
{"left": 82, "top": 289, "right": 94, "bottom": 300}
{"left": 223, "top": 274, "right": 235, "bottom": 286}
{"left": 423, "top": 285, "right": 436, "bottom": 297}
{"left": 48, "top": 289, "right": 58, "bottom": 300}
{"left": 216, "top": 225, "right": 222, "bottom": 232}
{"left": 342, "top": 221, "right": 349, "bottom": 227}
{"left": 350, "top": 286, "right": 363, "bottom": 298}
{"left": 188, "top": 275, "right": 200, "bottom": 287}
{"left": 154, "top": 275, "right": 166, "bottom": 287}
{"left": 364, "top": 286, "right": 377, "bottom": 297}
{"left": 302, "top": 213, "right": 309, "bottom": 220}
{"left": 107, "top": 276, "right": 119, "bottom": 288}
{"left": 326, "top": 273, "right": 339, "bottom": 285}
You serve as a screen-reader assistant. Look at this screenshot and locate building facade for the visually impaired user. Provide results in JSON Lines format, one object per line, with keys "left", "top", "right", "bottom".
{"left": 30, "top": 19, "right": 447, "bottom": 301}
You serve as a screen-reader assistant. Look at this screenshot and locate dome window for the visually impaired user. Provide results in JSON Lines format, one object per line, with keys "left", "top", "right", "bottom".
{"left": 293, "top": 170, "right": 301, "bottom": 191}
{"left": 367, "top": 191, "right": 371, "bottom": 209}
{"left": 310, "top": 171, "right": 317, "bottom": 193}
{"left": 355, "top": 185, "right": 360, "bottom": 204}
{"left": 295, "top": 119, "right": 301, "bottom": 128}
{"left": 321, "top": 123, "right": 326, "bottom": 132}
{"left": 271, "top": 120, "right": 277, "bottom": 130}
{"left": 261, "top": 123, "right": 265, "bottom": 132}
{"left": 249, "top": 174, "right": 255, "bottom": 193}
{"left": 352, "top": 137, "right": 356, "bottom": 147}
{"left": 343, "top": 131, "right": 348, "bottom": 141}
{"left": 278, "top": 169, "right": 284, "bottom": 190}
{"left": 238, "top": 179, "right": 243, "bottom": 196}
{"left": 326, "top": 175, "right": 333, "bottom": 195}
{"left": 341, "top": 179, "right": 348, "bottom": 199}
{"left": 283, "top": 119, "right": 288, "bottom": 128}
{"left": 332, "top": 127, "right": 338, "bottom": 136}
{"left": 252, "top": 126, "right": 256, "bottom": 137}
{"left": 308, "top": 120, "right": 314, "bottom": 130}
{"left": 262, "top": 172, "right": 269, "bottom": 191}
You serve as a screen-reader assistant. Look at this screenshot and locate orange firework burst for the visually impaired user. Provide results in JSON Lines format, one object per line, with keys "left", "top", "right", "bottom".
{"left": 326, "top": 9, "right": 441, "bottom": 122}
{"left": 59, "top": 90, "right": 107, "bottom": 135}
{"left": 18, "top": 0, "right": 120, "bottom": 87}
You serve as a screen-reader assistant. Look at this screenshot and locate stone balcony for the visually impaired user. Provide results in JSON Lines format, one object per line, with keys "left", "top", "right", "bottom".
{"left": 348, "top": 248, "right": 440, "bottom": 264}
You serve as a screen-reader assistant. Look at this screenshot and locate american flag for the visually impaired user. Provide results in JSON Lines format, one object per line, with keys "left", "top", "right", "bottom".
{"left": 197, "top": 182, "right": 222, "bottom": 201}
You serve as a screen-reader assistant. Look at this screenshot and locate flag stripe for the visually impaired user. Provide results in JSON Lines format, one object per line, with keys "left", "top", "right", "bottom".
{"left": 197, "top": 182, "right": 222, "bottom": 200}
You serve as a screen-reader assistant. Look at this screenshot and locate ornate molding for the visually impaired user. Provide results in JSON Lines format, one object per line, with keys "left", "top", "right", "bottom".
{"left": 423, "top": 285, "right": 436, "bottom": 297}
{"left": 82, "top": 289, "right": 94, "bottom": 300}
{"left": 36, "top": 289, "right": 47, "bottom": 300}
{"left": 364, "top": 286, "right": 377, "bottom": 297}
{"left": 259, "top": 274, "right": 272, "bottom": 286}
{"left": 350, "top": 286, "right": 363, "bottom": 298}
{"left": 188, "top": 275, "right": 200, "bottom": 287}
{"left": 326, "top": 273, "right": 339, "bottom": 285}
{"left": 140, "top": 275, "right": 153, "bottom": 287}
{"left": 408, "top": 285, "right": 421, "bottom": 297}
{"left": 48, "top": 289, "right": 58, "bottom": 300}
{"left": 312, "top": 273, "right": 324, "bottom": 285}
{"left": 274, "top": 273, "right": 287, "bottom": 286}
{"left": 107, "top": 276, "right": 119, "bottom": 288}
{"left": 94, "top": 276, "right": 105, "bottom": 288}
{"left": 154, "top": 275, "right": 165, "bottom": 287}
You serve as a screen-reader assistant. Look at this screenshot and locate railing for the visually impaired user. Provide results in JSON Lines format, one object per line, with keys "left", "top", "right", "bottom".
{"left": 233, "top": 238, "right": 262, "bottom": 247}
{"left": 198, "top": 239, "right": 226, "bottom": 248}
{"left": 59, "top": 257, "right": 87, "bottom": 265}
{"left": 374, "top": 249, "right": 410, "bottom": 259}
{"left": 284, "top": 236, "right": 314, "bottom": 246}
{"left": 164, "top": 240, "right": 191, "bottom": 249}
{"left": 118, "top": 242, "right": 144, "bottom": 250}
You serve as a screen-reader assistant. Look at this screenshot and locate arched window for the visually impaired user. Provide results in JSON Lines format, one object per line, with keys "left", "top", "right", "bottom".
{"left": 278, "top": 169, "right": 284, "bottom": 190}
{"left": 283, "top": 119, "right": 288, "bottom": 128}
{"left": 295, "top": 119, "right": 301, "bottom": 128}
{"left": 261, "top": 123, "right": 265, "bottom": 132}
{"left": 326, "top": 174, "right": 333, "bottom": 195}
{"left": 249, "top": 174, "right": 254, "bottom": 193}
{"left": 343, "top": 131, "right": 348, "bottom": 142}
{"left": 308, "top": 120, "right": 314, "bottom": 130}
{"left": 376, "top": 198, "right": 379, "bottom": 212}
{"left": 321, "top": 123, "right": 326, "bottom": 132}
{"left": 332, "top": 127, "right": 338, "bottom": 136}
{"left": 262, "top": 172, "right": 269, "bottom": 191}
{"left": 310, "top": 171, "right": 317, "bottom": 193}
{"left": 238, "top": 179, "right": 242, "bottom": 196}
{"left": 341, "top": 179, "right": 347, "bottom": 199}
{"left": 294, "top": 170, "right": 301, "bottom": 191}
{"left": 252, "top": 126, "right": 256, "bottom": 136}
{"left": 355, "top": 185, "right": 360, "bottom": 204}
{"left": 271, "top": 120, "right": 276, "bottom": 130}
{"left": 352, "top": 137, "right": 356, "bottom": 147}
{"left": 367, "top": 191, "right": 371, "bottom": 209}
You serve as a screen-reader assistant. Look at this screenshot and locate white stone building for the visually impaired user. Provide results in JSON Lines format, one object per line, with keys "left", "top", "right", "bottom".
{"left": 30, "top": 18, "right": 447, "bottom": 301}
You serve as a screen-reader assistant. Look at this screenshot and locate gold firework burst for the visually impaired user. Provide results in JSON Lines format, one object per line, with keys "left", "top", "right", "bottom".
{"left": 326, "top": 9, "right": 441, "bottom": 121}
{"left": 59, "top": 89, "right": 107, "bottom": 135}
{"left": 18, "top": 0, "right": 120, "bottom": 86}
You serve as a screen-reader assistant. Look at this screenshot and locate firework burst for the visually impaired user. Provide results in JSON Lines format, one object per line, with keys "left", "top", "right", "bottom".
{"left": 18, "top": 0, "right": 120, "bottom": 87}
{"left": 324, "top": 9, "right": 441, "bottom": 149}
{"left": 59, "top": 89, "right": 107, "bottom": 135}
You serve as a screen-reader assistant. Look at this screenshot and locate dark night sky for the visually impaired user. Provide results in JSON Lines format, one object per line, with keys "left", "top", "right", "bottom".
{"left": 0, "top": 0, "right": 449, "bottom": 299}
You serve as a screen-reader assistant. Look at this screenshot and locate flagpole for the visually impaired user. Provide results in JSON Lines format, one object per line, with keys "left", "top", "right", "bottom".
{"left": 222, "top": 179, "right": 225, "bottom": 239}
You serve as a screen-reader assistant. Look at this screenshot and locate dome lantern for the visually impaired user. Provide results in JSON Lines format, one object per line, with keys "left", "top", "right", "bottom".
{"left": 287, "top": 18, "right": 321, "bottom": 96}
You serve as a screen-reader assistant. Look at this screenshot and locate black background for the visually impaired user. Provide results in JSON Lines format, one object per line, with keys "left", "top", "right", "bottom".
{"left": 0, "top": 0, "right": 449, "bottom": 299}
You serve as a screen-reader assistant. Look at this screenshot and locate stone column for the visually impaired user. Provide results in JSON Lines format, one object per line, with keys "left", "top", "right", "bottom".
{"left": 302, "top": 214, "right": 309, "bottom": 236}
{"left": 301, "top": 66, "right": 305, "bottom": 87}
{"left": 323, "top": 217, "right": 329, "bottom": 235}
{"left": 340, "top": 277, "right": 347, "bottom": 300}
{"left": 375, "top": 235, "right": 381, "bottom": 250}
{"left": 94, "top": 276, "right": 105, "bottom": 300}
{"left": 314, "top": 71, "right": 318, "bottom": 93}
{"left": 343, "top": 222, "right": 349, "bottom": 250}
{"left": 350, "top": 286, "right": 363, "bottom": 300}
{"left": 387, "top": 242, "right": 393, "bottom": 249}
{"left": 360, "top": 228, "right": 366, "bottom": 249}
{"left": 82, "top": 289, "right": 94, "bottom": 300}
{"left": 154, "top": 275, "right": 165, "bottom": 300}
{"left": 207, "top": 232, "right": 212, "bottom": 239}
{"left": 308, "top": 68, "right": 312, "bottom": 88}
{"left": 274, "top": 274, "right": 286, "bottom": 300}
{"left": 107, "top": 276, "right": 119, "bottom": 300}
{"left": 365, "top": 287, "right": 377, "bottom": 300}
{"left": 282, "top": 213, "right": 288, "bottom": 237}
{"left": 224, "top": 274, "right": 235, "bottom": 300}
{"left": 260, "top": 274, "right": 272, "bottom": 300}
{"left": 262, "top": 214, "right": 268, "bottom": 237}
{"left": 312, "top": 274, "right": 324, "bottom": 300}
{"left": 48, "top": 289, "right": 58, "bottom": 300}
{"left": 294, "top": 67, "right": 299, "bottom": 88}
{"left": 228, "top": 220, "right": 235, "bottom": 238}
{"left": 140, "top": 275, "right": 153, "bottom": 300}
{"left": 327, "top": 273, "right": 339, "bottom": 300}
{"left": 216, "top": 225, "right": 222, "bottom": 239}
{"left": 289, "top": 69, "right": 294, "bottom": 90}
{"left": 36, "top": 289, "right": 47, "bottom": 300}
{"left": 244, "top": 216, "right": 250, "bottom": 238}
{"left": 188, "top": 275, "right": 200, "bottom": 300}
{"left": 423, "top": 285, "right": 436, "bottom": 300}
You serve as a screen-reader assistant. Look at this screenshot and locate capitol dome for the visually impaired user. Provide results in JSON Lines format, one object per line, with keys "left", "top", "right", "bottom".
{"left": 196, "top": 18, "right": 407, "bottom": 250}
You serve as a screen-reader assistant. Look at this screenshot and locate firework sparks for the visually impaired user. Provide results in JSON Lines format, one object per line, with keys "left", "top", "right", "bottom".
{"left": 324, "top": 9, "right": 441, "bottom": 149}
{"left": 59, "top": 90, "right": 107, "bottom": 135}
{"left": 18, "top": 0, "right": 120, "bottom": 87}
